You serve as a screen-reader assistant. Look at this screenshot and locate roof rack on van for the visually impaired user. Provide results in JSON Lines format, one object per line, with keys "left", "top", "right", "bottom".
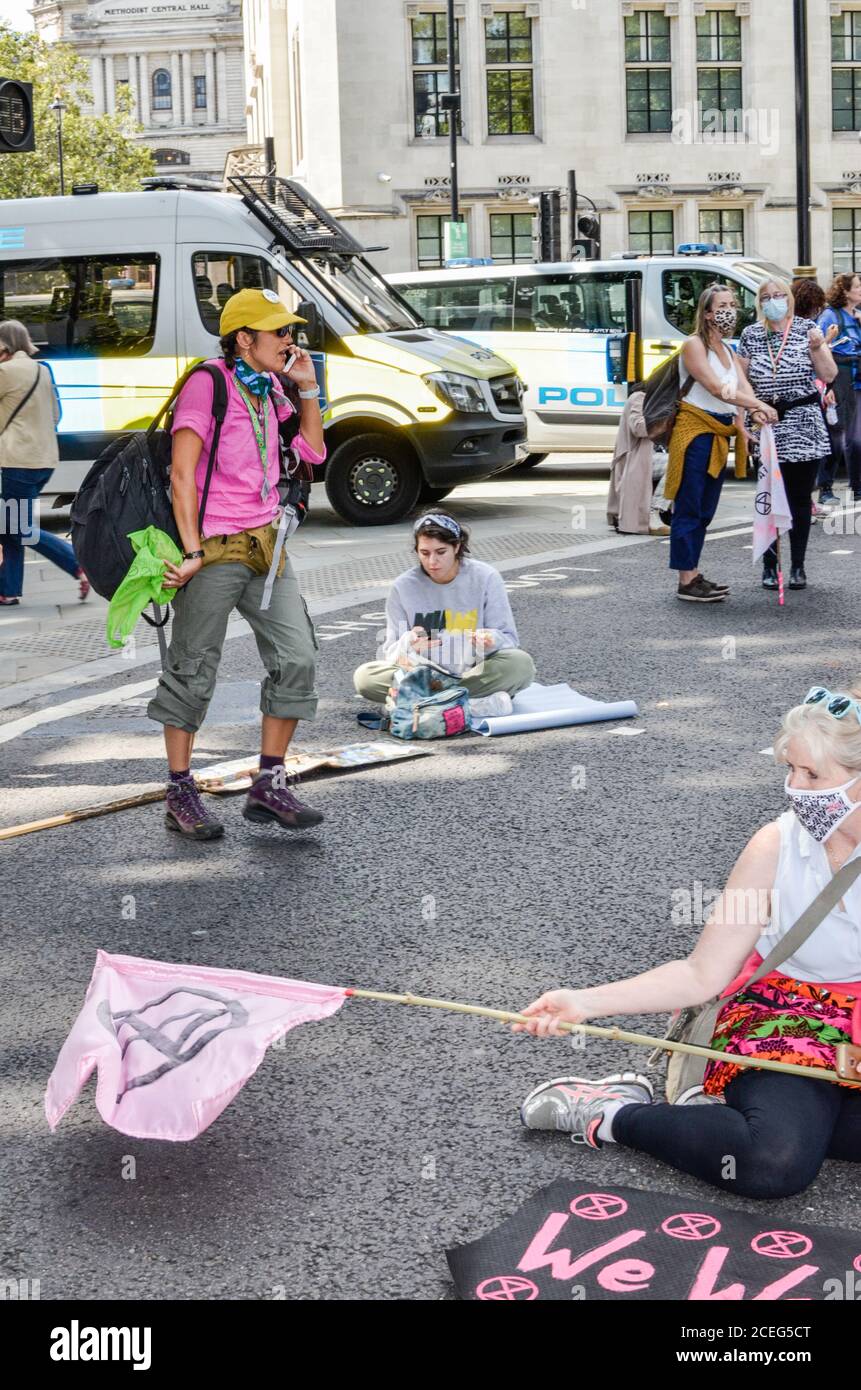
{"left": 227, "top": 174, "right": 363, "bottom": 256}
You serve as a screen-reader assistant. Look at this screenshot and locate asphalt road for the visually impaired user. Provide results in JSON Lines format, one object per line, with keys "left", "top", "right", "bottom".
{"left": 2, "top": 500, "right": 860, "bottom": 1301}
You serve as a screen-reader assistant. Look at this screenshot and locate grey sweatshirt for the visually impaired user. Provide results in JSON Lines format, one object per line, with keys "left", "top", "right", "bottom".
{"left": 383, "top": 557, "right": 519, "bottom": 664}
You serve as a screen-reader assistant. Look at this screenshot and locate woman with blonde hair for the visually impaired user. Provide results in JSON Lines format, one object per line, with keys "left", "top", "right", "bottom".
{"left": 664, "top": 284, "right": 777, "bottom": 603}
{"left": 737, "top": 278, "right": 837, "bottom": 590}
{"left": 516, "top": 684, "right": 861, "bottom": 1199}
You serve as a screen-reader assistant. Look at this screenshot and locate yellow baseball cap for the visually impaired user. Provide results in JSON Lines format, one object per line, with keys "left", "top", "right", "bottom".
{"left": 219, "top": 287, "right": 307, "bottom": 337}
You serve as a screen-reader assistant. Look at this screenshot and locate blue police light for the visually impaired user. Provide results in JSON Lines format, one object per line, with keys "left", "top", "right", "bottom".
{"left": 677, "top": 242, "right": 726, "bottom": 255}
{"left": 444, "top": 257, "right": 494, "bottom": 268}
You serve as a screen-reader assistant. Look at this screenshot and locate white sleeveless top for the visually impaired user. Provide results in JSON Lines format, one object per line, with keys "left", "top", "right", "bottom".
{"left": 754, "top": 810, "right": 861, "bottom": 984}
{"left": 680, "top": 346, "right": 738, "bottom": 415}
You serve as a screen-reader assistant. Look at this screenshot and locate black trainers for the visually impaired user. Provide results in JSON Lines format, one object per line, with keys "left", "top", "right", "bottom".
{"left": 762, "top": 564, "right": 779, "bottom": 591}
{"left": 165, "top": 777, "right": 225, "bottom": 841}
{"left": 789, "top": 565, "right": 807, "bottom": 590}
{"left": 677, "top": 575, "right": 725, "bottom": 602}
{"left": 700, "top": 574, "right": 730, "bottom": 594}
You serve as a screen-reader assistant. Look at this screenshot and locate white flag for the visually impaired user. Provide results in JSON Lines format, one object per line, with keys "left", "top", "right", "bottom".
{"left": 752, "top": 424, "right": 793, "bottom": 564}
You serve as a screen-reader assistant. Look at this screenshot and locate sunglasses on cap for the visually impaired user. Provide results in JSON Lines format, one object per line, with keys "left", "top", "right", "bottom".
{"left": 804, "top": 686, "right": 861, "bottom": 725}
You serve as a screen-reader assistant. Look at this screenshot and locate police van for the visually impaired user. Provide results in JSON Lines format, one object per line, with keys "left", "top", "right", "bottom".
{"left": 0, "top": 177, "right": 525, "bottom": 524}
{"left": 389, "top": 248, "right": 790, "bottom": 461}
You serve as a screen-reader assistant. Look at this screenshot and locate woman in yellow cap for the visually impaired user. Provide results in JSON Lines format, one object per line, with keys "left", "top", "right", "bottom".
{"left": 147, "top": 288, "right": 327, "bottom": 841}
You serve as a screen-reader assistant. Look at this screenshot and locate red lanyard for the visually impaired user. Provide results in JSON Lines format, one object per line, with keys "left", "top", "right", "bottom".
{"left": 765, "top": 317, "right": 792, "bottom": 377}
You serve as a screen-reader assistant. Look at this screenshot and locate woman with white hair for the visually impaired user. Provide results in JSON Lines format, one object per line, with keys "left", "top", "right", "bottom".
{"left": 0, "top": 319, "right": 88, "bottom": 606}
{"left": 516, "top": 684, "right": 861, "bottom": 1199}
{"left": 737, "top": 278, "right": 837, "bottom": 591}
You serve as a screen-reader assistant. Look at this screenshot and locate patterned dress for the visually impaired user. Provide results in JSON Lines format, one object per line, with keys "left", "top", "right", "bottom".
{"left": 738, "top": 317, "right": 831, "bottom": 463}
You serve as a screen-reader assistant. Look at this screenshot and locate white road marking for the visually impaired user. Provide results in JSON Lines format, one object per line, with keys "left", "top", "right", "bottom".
{"left": 0, "top": 677, "right": 159, "bottom": 746}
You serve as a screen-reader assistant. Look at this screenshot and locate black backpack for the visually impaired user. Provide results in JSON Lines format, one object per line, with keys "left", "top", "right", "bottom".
{"left": 70, "top": 362, "right": 227, "bottom": 601}
{"left": 641, "top": 348, "right": 694, "bottom": 446}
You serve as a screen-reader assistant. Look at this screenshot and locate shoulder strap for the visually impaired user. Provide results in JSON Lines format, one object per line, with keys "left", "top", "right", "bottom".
{"left": 747, "top": 855, "right": 861, "bottom": 987}
{"left": 0, "top": 362, "right": 43, "bottom": 436}
{"left": 196, "top": 363, "right": 228, "bottom": 532}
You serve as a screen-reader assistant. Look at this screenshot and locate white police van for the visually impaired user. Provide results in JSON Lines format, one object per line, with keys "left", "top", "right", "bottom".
{"left": 389, "top": 247, "right": 791, "bottom": 461}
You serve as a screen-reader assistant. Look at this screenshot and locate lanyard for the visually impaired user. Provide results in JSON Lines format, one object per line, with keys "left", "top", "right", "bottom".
{"left": 234, "top": 376, "right": 272, "bottom": 502}
{"left": 765, "top": 317, "right": 793, "bottom": 377}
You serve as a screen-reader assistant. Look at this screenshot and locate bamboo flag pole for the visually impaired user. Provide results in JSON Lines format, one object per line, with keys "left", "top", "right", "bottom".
{"left": 345, "top": 988, "right": 861, "bottom": 1088}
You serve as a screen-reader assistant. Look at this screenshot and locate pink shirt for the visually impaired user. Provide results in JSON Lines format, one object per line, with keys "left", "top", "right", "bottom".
{"left": 171, "top": 358, "right": 326, "bottom": 539}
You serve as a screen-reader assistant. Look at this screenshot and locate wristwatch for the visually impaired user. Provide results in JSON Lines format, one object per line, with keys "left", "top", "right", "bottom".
{"left": 299, "top": 385, "right": 321, "bottom": 399}
{"left": 183, "top": 549, "right": 205, "bottom": 560}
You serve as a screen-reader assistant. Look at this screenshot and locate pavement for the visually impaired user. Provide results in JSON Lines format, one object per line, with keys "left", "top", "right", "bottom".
{"left": 2, "top": 457, "right": 861, "bottom": 1301}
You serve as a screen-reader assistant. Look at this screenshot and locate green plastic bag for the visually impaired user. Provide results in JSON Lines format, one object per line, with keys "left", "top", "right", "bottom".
{"left": 106, "top": 526, "right": 181, "bottom": 649}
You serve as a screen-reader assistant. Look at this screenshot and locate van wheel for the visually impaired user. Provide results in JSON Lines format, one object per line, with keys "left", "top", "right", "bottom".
{"left": 325, "top": 433, "right": 422, "bottom": 525}
{"left": 417, "top": 482, "right": 453, "bottom": 504}
{"left": 517, "top": 453, "right": 548, "bottom": 469}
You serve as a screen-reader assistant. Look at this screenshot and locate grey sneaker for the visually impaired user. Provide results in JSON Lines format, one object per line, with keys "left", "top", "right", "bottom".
{"left": 673, "top": 1084, "right": 725, "bottom": 1106}
{"left": 243, "top": 769, "right": 324, "bottom": 829}
{"left": 520, "top": 1071, "right": 654, "bottom": 1148}
{"left": 165, "top": 777, "right": 225, "bottom": 842}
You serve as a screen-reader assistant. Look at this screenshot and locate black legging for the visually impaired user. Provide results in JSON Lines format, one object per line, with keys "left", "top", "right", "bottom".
{"left": 613, "top": 1069, "right": 861, "bottom": 1199}
{"left": 764, "top": 456, "right": 822, "bottom": 569}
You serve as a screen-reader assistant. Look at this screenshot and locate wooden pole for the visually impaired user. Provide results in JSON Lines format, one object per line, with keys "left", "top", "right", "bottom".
{"left": 345, "top": 987, "right": 861, "bottom": 1088}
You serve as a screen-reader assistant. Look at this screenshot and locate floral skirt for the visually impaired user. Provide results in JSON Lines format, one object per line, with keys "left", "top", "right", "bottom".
{"left": 702, "top": 970, "right": 857, "bottom": 1097}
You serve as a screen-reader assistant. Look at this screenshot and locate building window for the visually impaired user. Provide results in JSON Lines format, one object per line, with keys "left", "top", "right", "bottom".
{"left": 628, "top": 209, "right": 674, "bottom": 254}
{"left": 699, "top": 206, "right": 744, "bottom": 252}
{"left": 625, "top": 9, "right": 671, "bottom": 133}
{"left": 154, "top": 148, "right": 190, "bottom": 166}
{"left": 416, "top": 214, "right": 447, "bottom": 268}
{"left": 490, "top": 211, "right": 533, "bottom": 262}
{"left": 696, "top": 9, "right": 742, "bottom": 131}
{"left": 152, "top": 68, "right": 172, "bottom": 111}
{"left": 833, "top": 207, "right": 861, "bottom": 273}
{"left": 412, "top": 12, "right": 461, "bottom": 138}
{"left": 832, "top": 10, "right": 861, "bottom": 130}
{"left": 486, "top": 11, "right": 534, "bottom": 135}
{"left": 193, "top": 75, "right": 206, "bottom": 110}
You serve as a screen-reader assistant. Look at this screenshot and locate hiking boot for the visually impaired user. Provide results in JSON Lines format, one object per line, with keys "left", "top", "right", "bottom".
{"left": 789, "top": 565, "right": 807, "bottom": 590}
{"left": 243, "top": 769, "right": 325, "bottom": 829}
{"left": 520, "top": 1071, "right": 654, "bottom": 1148}
{"left": 165, "top": 776, "right": 225, "bottom": 841}
{"left": 673, "top": 1084, "right": 725, "bottom": 1106}
{"left": 677, "top": 575, "right": 725, "bottom": 602}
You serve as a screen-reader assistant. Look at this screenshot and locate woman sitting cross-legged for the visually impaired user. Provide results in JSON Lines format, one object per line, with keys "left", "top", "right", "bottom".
{"left": 516, "top": 685, "right": 861, "bottom": 1200}
{"left": 353, "top": 512, "right": 535, "bottom": 713}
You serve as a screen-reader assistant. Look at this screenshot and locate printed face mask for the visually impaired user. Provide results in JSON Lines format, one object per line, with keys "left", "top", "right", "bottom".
{"left": 712, "top": 307, "right": 737, "bottom": 335}
{"left": 762, "top": 297, "right": 789, "bottom": 322}
{"left": 784, "top": 771, "right": 861, "bottom": 843}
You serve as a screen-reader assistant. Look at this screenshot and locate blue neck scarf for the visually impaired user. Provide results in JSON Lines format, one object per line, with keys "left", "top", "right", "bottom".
{"left": 234, "top": 356, "right": 272, "bottom": 398}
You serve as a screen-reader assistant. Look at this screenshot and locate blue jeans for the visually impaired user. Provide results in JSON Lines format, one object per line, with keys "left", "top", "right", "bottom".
{"left": 614, "top": 1069, "right": 861, "bottom": 1199}
{"left": 668, "top": 415, "right": 732, "bottom": 572}
{"left": 0, "top": 468, "right": 79, "bottom": 598}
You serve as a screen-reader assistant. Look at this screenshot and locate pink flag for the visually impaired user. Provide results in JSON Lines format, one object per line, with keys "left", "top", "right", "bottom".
{"left": 45, "top": 951, "right": 346, "bottom": 1141}
{"left": 752, "top": 424, "right": 793, "bottom": 564}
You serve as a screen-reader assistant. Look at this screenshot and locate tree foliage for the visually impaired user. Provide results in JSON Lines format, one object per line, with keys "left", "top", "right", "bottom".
{"left": 0, "top": 22, "right": 154, "bottom": 199}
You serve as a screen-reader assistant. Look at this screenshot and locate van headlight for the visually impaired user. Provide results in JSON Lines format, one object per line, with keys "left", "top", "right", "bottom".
{"left": 425, "top": 371, "right": 489, "bottom": 414}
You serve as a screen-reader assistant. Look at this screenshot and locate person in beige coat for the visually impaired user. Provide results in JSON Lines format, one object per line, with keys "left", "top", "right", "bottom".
{"left": 0, "top": 320, "right": 88, "bottom": 606}
{"left": 606, "top": 387, "right": 664, "bottom": 535}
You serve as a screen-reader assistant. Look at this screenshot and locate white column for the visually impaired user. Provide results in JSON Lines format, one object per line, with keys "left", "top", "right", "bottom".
{"left": 170, "top": 51, "right": 182, "bottom": 125}
{"left": 181, "top": 50, "right": 192, "bottom": 125}
{"left": 138, "top": 52, "right": 150, "bottom": 127}
{"left": 104, "top": 53, "right": 115, "bottom": 115}
{"left": 205, "top": 48, "right": 216, "bottom": 125}
{"left": 90, "top": 55, "right": 105, "bottom": 115}
{"left": 215, "top": 47, "right": 228, "bottom": 126}
{"left": 128, "top": 54, "right": 140, "bottom": 122}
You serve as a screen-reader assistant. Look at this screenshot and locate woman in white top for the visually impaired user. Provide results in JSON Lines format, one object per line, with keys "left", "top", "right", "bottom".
{"left": 517, "top": 684, "right": 861, "bottom": 1200}
{"left": 665, "top": 285, "right": 777, "bottom": 604}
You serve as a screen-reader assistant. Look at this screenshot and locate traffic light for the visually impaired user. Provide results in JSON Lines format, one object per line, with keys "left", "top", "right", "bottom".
{"left": 573, "top": 213, "right": 600, "bottom": 260}
{"left": 534, "top": 191, "right": 562, "bottom": 262}
{"left": 0, "top": 80, "right": 35, "bottom": 154}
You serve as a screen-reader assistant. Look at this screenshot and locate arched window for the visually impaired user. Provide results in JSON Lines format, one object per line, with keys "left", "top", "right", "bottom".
{"left": 152, "top": 69, "right": 172, "bottom": 111}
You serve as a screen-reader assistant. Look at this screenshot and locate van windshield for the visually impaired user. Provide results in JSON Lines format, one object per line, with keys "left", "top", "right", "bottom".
{"left": 302, "top": 255, "right": 423, "bottom": 333}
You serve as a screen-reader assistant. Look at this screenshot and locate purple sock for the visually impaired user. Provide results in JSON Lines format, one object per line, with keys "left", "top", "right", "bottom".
{"left": 168, "top": 768, "right": 191, "bottom": 783}
{"left": 259, "top": 753, "right": 283, "bottom": 774}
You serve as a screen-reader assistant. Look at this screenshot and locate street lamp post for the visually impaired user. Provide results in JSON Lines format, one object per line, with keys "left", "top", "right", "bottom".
{"left": 50, "top": 96, "right": 66, "bottom": 197}
{"left": 793, "top": 0, "right": 811, "bottom": 266}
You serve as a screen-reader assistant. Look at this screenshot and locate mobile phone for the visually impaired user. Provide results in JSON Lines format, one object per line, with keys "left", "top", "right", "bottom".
{"left": 282, "top": 351, "right": 300, "bottom": 376}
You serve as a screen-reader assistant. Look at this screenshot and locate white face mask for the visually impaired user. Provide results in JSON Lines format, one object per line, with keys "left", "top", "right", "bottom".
{"left": 784, "top": 771, "right": 861, "bottom": 843}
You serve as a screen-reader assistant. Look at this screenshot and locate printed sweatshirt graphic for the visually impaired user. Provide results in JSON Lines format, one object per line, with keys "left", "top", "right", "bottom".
{"left": 382, "top": 558, "right": 519, "bottom": 669}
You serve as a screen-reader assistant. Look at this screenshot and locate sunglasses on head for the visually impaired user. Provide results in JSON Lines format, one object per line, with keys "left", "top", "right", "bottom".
{"left": 804, "top": 686, "right": 861, "bottom": 724}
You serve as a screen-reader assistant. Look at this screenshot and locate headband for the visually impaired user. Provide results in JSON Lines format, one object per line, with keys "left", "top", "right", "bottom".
{"left": 413, "top": 513, "right": 461, "bottom": 539}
